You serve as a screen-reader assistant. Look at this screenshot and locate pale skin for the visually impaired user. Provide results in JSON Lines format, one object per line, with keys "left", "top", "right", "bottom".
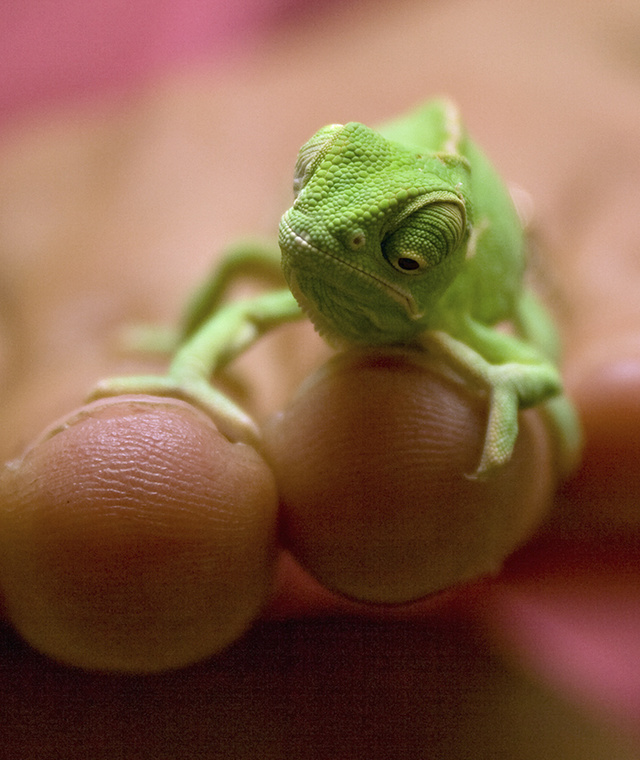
{"left": 90, "top": 100, "right": 581, "bottom": 478}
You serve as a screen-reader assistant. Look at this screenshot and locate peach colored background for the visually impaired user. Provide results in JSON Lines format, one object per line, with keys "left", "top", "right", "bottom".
{"left": 1, "top": 0, "right": 639, "bottom": 755}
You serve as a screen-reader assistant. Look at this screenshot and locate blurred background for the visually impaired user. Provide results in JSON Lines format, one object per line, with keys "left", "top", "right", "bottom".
{"left": 1, "top": 1, "right": 639, "bottom": 757}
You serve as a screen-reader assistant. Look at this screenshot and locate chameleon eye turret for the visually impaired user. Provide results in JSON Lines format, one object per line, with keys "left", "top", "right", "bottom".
{"left": 382, "top": 201, "right": 466, "bottom": 273}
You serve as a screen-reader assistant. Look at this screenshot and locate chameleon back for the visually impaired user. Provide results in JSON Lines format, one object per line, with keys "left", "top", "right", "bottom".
{"left": 379, "top": 100, "right": 525, "bottom": 330}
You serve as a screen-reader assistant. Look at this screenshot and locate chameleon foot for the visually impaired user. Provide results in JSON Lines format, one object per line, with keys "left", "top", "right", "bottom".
{"left": 472, "top": 359, "right": 563, "bottom": 478}
{"left": 88, "top": 374, "right": 260, "bottom": 446}
{"left": 474, "top": 385, "right": 582, "bottom": 479}
{"left": 472, "top": 383, "right": 520, "bottom": 478}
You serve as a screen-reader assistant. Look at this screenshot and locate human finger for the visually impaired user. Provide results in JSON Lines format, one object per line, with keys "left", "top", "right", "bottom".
{"left": 0, "top": 396, "right": 278, "bottom": 672}
{"left": 263, "top": 347, "right": 558, "bottom": 606}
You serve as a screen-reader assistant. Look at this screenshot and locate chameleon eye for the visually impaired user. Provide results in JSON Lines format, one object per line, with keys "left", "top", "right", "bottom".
{"left": 383, "top": 201, "right": 465, "bottom": 275}
{"left": 292, "top": 123, "right": 344, "bottom": 199}
{"left": 386, "top": 252, "right": 429, "bottom": 274}
{"left": 396, "top": 256, "right": 422, "bottom": 271}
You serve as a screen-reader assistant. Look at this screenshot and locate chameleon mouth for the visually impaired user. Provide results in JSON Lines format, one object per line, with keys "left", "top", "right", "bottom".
{"left": 279, "top": 219, "right": 423, "bottom": 321}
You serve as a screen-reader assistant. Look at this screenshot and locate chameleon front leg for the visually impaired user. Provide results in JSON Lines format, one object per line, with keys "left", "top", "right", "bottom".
{"left": 423, "top": 321, "right": 564, "bottom": 477}
{"left": 179, "top": 240, "right": 284, "bottom": 341}
{"left": 114, "top": 240, "right": 285, "bottom": 358}
{"left": 89, "top": 287, "right": 302, "bottom": 445}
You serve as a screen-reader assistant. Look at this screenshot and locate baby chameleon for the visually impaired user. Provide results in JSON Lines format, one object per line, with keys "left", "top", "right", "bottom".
{"left": 91, "top": 99, "right": 582, "bottom": 477}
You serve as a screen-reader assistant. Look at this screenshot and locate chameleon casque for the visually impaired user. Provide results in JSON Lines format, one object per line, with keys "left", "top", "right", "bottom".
{"left": 91, "top": 99, "right": 581, "bottom": 477}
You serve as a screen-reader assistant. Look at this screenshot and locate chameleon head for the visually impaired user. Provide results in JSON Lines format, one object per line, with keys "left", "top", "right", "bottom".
{"left": 278, "top": 121, "right": 472, "bottom": 346}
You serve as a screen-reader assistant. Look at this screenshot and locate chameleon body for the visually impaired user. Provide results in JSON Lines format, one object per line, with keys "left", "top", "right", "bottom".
{"left": 91, "top": 100, "right": 581, "bottom": 477}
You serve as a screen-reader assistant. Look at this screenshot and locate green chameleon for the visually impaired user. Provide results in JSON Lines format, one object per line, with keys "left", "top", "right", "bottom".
{"left": 90, "top": 99, "right": 581, "bottom": 477}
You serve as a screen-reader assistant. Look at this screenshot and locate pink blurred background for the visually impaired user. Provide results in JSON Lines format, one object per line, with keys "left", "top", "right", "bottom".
{"left": 1, "top": 0, "right": 316, "bottom": 127}
{"left": 1, "top": 0, "right": 638, "bottom": 744}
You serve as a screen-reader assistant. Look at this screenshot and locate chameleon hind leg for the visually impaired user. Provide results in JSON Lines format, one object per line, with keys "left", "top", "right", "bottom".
{"left": 514, "top": 290, "right": 583, "bottom": 476}
{"left": 88, "top": 242, "right": 302, "bottom": 445}
{"left": 115, "top": 241, "right": 285, "bottom": 358}
{"left": 424, "top": 318, "right": 565, "bottom": 478}
{"left": 178, "top": 240, "right": 285, "bottom": 340}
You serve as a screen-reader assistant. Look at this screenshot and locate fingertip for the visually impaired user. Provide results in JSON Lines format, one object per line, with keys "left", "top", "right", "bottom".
{"left": 0, "top": 396, "right": 278, "bottom": 672}
{"left": 264, "top": 348, "right": 556, "bottom": 605}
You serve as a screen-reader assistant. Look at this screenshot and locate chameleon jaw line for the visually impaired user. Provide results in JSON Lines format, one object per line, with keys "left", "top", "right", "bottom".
{"left": 280, "top": 220, "right": 423, "bottom": 320}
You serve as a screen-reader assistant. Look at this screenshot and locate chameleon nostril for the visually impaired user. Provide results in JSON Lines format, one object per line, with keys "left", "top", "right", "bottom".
{"left": 348, "top": 230, "right": 366, "bottom": 250}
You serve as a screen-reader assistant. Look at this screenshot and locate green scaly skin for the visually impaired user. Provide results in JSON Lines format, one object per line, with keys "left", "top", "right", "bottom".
{"left": 90, "top": 99, "right": 582, "bottom": 477}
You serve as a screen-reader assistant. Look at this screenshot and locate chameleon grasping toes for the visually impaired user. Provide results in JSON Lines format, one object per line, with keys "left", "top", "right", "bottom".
{"left": 90, "top": 99, "right": 582, "bottom": 478}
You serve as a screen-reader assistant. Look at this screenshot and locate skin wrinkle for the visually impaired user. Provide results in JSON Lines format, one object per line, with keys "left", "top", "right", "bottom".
{"left": 51, "top": 406, "right": 254, "bottom": 525}
{"left": 266, "top": 350, "right": 554, "bottom": 603}
{"left": 0, "top": 399, "right": 279, "bottom": 670}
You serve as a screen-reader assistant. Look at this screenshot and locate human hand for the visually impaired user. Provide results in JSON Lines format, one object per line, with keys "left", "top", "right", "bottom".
{"left": 1, "top": 0, "right": 639, "bottom": 755}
